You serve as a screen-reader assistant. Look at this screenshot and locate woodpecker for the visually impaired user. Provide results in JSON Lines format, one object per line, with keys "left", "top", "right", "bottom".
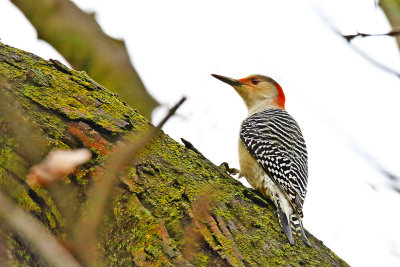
{"left": 212, "top": 74, "right": 311, "bottom": 247}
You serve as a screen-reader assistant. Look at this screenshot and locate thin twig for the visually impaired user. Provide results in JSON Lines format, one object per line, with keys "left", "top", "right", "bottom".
{"left": 343, "top": 29, "right": 400, "bottom": 42}
{"left": 313, "top": 7, "right": 400, "bottom": 78}
{"left": 72, "top": 96, "right": 186, "bottom": 267}
{"left": 157, "top": 97, "right": 187, "bottom": 129}
{"left": 0, "top": 191, "right": 82, "bottom": 267}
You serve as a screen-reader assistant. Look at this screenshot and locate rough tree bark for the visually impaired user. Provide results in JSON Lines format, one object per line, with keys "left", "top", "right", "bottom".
{"left": 0, "top": 43, "right": 348, "bottom": 267}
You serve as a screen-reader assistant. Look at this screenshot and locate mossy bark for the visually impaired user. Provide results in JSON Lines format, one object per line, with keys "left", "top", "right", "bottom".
{"left": 0, "top": 43, "right": 348, "bottom": 267}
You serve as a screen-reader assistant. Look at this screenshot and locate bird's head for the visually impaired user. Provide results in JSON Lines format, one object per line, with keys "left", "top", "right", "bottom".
{"left": 212, "top": 74, "right": 285, "bottom": 113}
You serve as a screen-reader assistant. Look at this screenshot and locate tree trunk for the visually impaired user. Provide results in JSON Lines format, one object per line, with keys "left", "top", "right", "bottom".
{"left": 0, "top": 43, "right": 348, "bottom": 267}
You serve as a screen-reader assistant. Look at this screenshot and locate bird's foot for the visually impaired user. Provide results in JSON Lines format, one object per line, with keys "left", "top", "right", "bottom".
{"left": 219, "top": 162, "right": 240, "bottom": 175}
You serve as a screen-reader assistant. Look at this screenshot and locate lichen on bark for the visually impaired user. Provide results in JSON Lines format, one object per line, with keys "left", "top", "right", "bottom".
{"left": 0, "top": 43, "right": 348, "bottom": 267}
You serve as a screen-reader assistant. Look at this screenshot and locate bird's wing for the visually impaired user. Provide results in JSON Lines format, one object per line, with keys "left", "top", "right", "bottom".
{"left": 240, "top": 109, "right": 308, "bottom": 216}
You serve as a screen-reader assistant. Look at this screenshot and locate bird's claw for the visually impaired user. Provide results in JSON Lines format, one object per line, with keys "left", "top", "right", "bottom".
{"left": 219, "top": 162, "right": 240, "bottom": 175}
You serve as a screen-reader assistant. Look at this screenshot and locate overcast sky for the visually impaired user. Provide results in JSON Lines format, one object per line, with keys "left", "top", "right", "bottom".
{"left": 1, "top": 0, "right": 400, "bottom": 266}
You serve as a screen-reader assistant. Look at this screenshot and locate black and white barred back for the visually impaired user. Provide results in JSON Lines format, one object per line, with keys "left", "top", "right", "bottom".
{"left": 240, "top": 108, "right": 308, "bottom": 217}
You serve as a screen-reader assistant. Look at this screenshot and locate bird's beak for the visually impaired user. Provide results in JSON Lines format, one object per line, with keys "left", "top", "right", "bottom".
{"left": 211, "top": 74, "right": 242, "bottom": 87}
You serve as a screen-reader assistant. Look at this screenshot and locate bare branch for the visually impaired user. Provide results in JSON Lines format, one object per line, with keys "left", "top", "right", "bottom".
{"left": 10, "top": 0, "right": 158, "bottom": 118}
{"left": 0, "top": 191, "right": 82, "bottom": 267}
{"left": 157, "top": 97, "right": 187, "bottom": 129}
{"left": 342, "top": 29, "right": 400, "bottom": 42}
{"left": 313, "top": 7, "right": 400, "bottom": 78}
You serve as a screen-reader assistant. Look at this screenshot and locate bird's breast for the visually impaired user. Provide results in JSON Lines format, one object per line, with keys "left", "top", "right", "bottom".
{"left": 238, "top": 139, "right": 265, "bottom": 190}
{"left": 238, "top": 139, "right": 293, "bottom": 215}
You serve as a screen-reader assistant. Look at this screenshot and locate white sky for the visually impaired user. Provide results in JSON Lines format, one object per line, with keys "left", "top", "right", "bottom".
{"left": 1, "top": 0, "right": 400, "bottom": 266}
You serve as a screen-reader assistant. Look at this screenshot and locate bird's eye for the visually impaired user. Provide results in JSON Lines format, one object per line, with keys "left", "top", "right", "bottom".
{"left": 251, "top": 78, "right": 260, "bottom": 85}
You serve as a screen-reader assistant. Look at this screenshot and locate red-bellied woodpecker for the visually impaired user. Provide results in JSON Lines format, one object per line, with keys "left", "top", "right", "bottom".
{"left": 212, "top": 74, "right": 311, "bottom": 247}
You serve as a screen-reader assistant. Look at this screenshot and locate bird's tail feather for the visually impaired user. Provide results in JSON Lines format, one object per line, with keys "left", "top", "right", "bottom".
{"left": 291, "top": 215, "right": 312, "bottom": 247}
{"left": 277, "top": 206, "right": 294, "bottom": 245}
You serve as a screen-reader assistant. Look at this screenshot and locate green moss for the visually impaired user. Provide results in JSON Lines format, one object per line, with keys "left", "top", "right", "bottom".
{"left": 100, "top": 193, "right": 173, "bottom": 266}
{"left": 191, "top": 254, "right": 209, "bottom": 266}
{"left": 0, "top": 146, "right": 29, "bottom": 177}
